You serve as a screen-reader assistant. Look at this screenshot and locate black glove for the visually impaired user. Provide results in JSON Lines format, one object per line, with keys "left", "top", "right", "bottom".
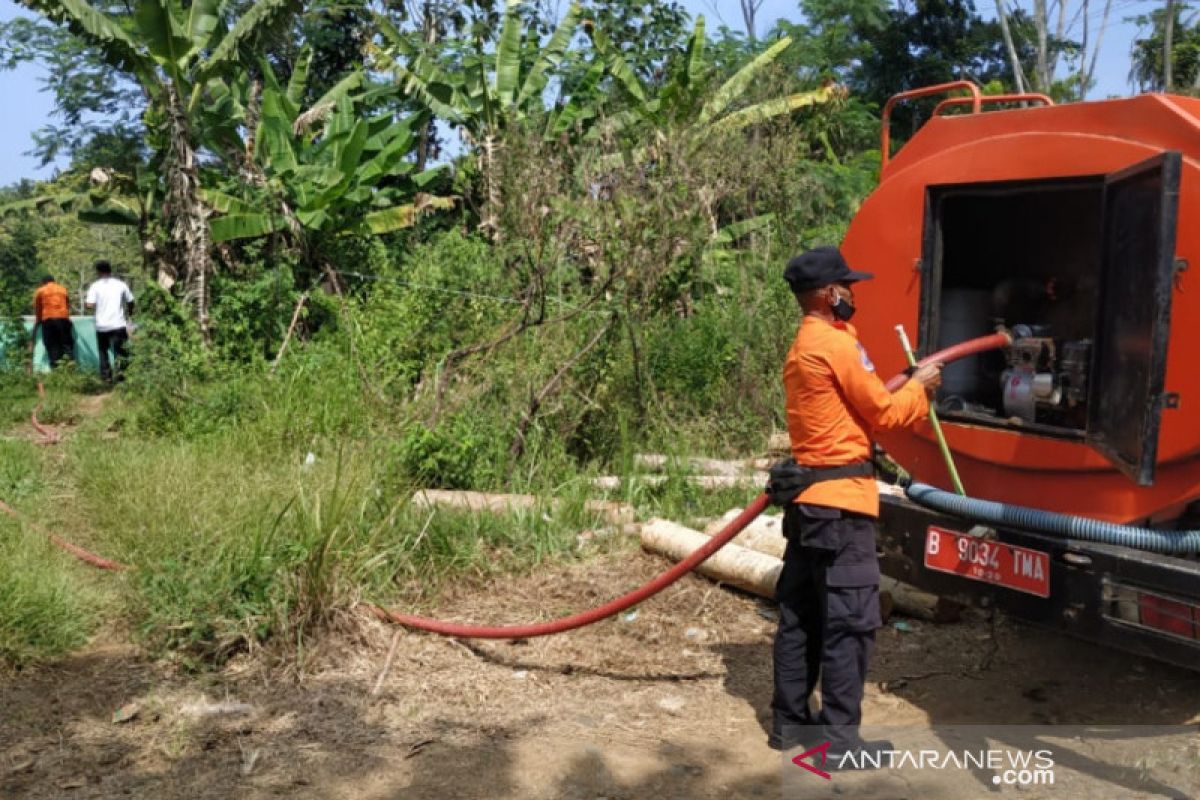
{"left": 871, "top": 444, "right": 912, "bottom": 488}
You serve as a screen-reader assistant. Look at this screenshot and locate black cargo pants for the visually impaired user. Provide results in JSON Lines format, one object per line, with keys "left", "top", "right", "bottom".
{"left": 40, "top": 318, "right": 75, "bottom": 368}
{"left": 771, "top": 503, "right": 882, "bottom": 746}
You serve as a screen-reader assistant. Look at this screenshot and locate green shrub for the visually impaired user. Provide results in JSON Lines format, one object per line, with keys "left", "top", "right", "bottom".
{"left": 395, "top": 415, "right": 492, "bottom": 490}
{"left": 355, "top": 230, "right": 508, "bottom": 392}
{"left": 647, "top": 311, "right": 737, "bottom": 413}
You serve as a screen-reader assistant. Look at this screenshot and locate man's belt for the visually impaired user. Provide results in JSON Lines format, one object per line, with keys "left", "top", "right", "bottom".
{"left": 765, "top": 458, "right": 875, "bottom": 507}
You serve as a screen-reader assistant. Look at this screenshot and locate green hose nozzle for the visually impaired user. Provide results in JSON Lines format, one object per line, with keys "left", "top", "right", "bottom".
{"left": 895, "top": 324, "right": 966, "bottom": 496}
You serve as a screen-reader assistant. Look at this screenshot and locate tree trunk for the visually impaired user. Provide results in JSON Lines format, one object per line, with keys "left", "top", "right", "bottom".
{"left": 164, "top": 83, "right": 212, "bottom": 343}
{"left": 244, "top": 78, "right": 263, "bottom": 172}
{"left": 415, "top": 1, "right": 438, "bottom": 173}
{"left": 996, "top": 0, "right": 1029, "bottom": 94}
{"left": 1080, "top": 0, "right": 1089, "bottom": 97}
{"left": 1165, "top": 0, "right": 1177, "bottom": 91}
{"left": 1084, "top": 0, "right": 1114, "bottom": 96}
{"left": 1049, "top": 0, "right": 1069, "bottom": 80}
{"left": 1032, "top": 0, "right": 1050, "bottom": 91}
{"left": 740, "top": 0, "right": 763, "bottom": 41}
{"left": 479, "top": 131, "right": 502, "bottom": 240}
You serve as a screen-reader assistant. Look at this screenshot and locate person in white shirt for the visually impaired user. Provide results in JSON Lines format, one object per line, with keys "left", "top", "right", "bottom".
{"left": 85, "top": 260, "right": 135, "bottom": 383}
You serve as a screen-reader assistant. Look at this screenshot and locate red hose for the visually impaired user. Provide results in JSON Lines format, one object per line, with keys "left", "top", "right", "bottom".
{"left": 0, "top": 499, "right": 129, "bottom": 572}
{"left": 31, "top": 381, "right": 61, "bottom": 444}
{"left": 362, "top": 493, "right": 772, "bottom": 639}
{"left": 884, "top": 332, "right": 1011, "bottom": 392}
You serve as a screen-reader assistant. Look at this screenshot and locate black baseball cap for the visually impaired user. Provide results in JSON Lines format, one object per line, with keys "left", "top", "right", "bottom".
{"left": 783, "top": 247, "right": 873, "bottom": 294}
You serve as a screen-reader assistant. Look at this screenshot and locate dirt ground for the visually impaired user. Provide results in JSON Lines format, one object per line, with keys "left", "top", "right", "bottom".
{"left": 3, "top": 549, "right": 1198, "bottom": 800}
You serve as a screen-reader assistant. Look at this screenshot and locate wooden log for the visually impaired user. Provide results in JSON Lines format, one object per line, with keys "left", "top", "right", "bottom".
{"left": 640, "top": 519, "right": 781, "bottom": 598}
{"left": 880, "top": 576, "right": 963, "bottom": 623}
{"left": 410, "top": 490, "right": 634, "bottom": 525}
{"left": 703, "top": 509, "right": 787, "bottom": 557}
{"left": 591, "top": 473, "right": 767, "bottom": 491}
{"left": 633, "top": 454, "right": 758, "bottom": 477}
{"left": 767, "top": 432, "right": 792, "bottom": 455}
{"left": 700, "top": 507, "right": 962, "bottom": 623}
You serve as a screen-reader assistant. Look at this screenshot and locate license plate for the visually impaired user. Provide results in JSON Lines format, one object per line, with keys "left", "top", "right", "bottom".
{"left": 924, "top": 525, "right": 1050, "bottom": 598}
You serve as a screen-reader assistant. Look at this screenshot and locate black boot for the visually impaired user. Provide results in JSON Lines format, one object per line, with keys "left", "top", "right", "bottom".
{"left": 767, "top": 723, "right": 824, "bottom": 752}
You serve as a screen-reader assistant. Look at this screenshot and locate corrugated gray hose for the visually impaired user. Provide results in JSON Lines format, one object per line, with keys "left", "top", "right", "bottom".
{"left": 905, "top": 483, "right": 1200, "bottom": 556}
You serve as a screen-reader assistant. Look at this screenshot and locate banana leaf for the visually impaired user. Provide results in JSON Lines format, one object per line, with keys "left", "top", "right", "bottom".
{"left": 353, "top": 195, "right": 455, "bottom": 235}
{"left": 186, "top": 0, "right": 222, "bottom": 49}
{"left": 696, "top": 36, "right": 793, "bottom": 128}
{"left": 134, "top": 0, "right": 192, "bottom": 69}
{"left": 586, "top": 25, "right": 646, "bottom": 104}
{"left": 709, "top": 86, "right": 838, "bottom": 132}
{"left": 494, "top": 0, "right": 524, "bottom": 110}
{"left": 23, "top": 0, "right": 152, "bottom": 81}
{"left": 78, "top": 201, "right": 141, "bottom": 226}
{"left": 286, "top": 47, "right": 311, "bottom": 108}
{"left": 202, "top": 189, "right": 260, "bottom": 215}
{"left": 210, "top": 211, "right": 286, "bottom": 243}
{"left": 200, "top": 0, "right": 295, "bottom": 79}
{"left": 516, "top": 2, "right": 581, "bottom": 108}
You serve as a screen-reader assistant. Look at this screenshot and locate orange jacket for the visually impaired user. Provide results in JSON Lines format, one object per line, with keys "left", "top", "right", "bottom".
{"left": 783, "top": 315, "right": 929, "bottom": 517}
{"left": 33, "top": 282, "right": 71, "bottom": 321}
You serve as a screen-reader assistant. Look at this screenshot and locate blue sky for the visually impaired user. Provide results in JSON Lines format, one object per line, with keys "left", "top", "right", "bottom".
{"left": 0, "top": 0, "right": 1156, "bottom": 186}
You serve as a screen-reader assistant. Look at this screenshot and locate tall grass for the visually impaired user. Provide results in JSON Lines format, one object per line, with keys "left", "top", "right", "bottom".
{"left": 0, "top": 439, "right": 98, "bottom": 665}
{"left": 62, "top": 402, "right": 628, "bottom": 662}
{"left": 0, "top": 528, "right": 99, "bottom": 665}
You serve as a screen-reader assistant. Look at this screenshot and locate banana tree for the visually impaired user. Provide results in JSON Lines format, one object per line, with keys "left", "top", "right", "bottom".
{"left": 205, "top": 61, "right": 453, "bottom": 274}
{"left": 17, "top": 0, "right": 302, "bottom": 341}
{"left": 588, "top": 15, "right": 840, "bottom": 160}
{"left": 373, "top": 0, "right": 590, "bottom": 236}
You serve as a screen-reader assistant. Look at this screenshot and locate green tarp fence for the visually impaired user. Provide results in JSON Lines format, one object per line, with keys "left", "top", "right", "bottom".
{"left": 0, "top": 317, "right": 102, "bottom": 374}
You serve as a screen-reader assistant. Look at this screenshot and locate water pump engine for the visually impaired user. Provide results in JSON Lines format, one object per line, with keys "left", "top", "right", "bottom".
{"left": 1000, "top": 328, "right": 1090, "bottom": 427}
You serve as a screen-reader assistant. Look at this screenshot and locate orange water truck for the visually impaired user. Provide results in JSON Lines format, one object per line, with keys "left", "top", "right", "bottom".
{"left": 845, "top": 82, "right": 1200, "bottom": 669}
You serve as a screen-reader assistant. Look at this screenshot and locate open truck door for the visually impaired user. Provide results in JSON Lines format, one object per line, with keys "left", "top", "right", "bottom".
{"left": 1087, "top": 151, "right": 1182, "bottom": 486}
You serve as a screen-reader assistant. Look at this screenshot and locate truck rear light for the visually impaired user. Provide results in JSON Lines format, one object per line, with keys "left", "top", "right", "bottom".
{"left": 1104, "top": 580, "right": 1200, "bottom": 641}
{"left": 1138, "top": 594, "right": 1196, "bottom": 639}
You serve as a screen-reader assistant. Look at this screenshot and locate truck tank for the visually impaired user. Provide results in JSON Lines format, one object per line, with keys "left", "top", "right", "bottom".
{"left": 844, "top": 86, "right": 1200, "bottom": 524}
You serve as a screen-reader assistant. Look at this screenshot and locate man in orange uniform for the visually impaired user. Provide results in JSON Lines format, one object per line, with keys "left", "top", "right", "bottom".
{"left": 32, "top": 275, "right": 75, "bottom": 368}
{"left": 769, "top": 247, "right": 941, "bottom": 759}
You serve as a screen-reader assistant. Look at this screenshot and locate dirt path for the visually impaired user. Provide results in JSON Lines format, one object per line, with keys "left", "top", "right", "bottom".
{"left": 3, "top": 550, "right": 1198, "bottom": 800}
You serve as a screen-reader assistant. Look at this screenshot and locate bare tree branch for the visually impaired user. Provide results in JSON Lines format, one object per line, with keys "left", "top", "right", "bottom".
{"left": 740, "top": 0, "right": 766, "bottom": 41}
{"left": 997, "top": 0, "right": 1029, "bottom": 93}
{"left": 1084, "top": 0, "right": 1113, "bottom": 96}
{"left": 510, "top": 317, "right": 614, "bottom": 458}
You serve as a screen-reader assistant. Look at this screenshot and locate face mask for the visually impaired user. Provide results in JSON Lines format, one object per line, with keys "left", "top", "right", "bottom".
{"left": 831, "top": 293, "right": 856, "bottom": 322}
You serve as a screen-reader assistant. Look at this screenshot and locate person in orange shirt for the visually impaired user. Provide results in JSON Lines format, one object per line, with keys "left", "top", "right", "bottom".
{"left": 32, "top": 275, "right": 75, "bottom": 368}
{"left": 769, "top": 247, "right": 942, "bottom": 761}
